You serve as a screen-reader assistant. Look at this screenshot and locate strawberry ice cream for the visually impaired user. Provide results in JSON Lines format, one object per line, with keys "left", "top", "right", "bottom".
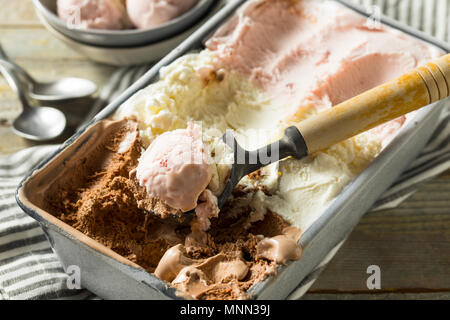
{"left": 135, "top": 122, "right": 213, "bottom": 212}
{"left": 126, "top": 0, "right": 199, "bottom": 29}
{"left": 206, "top": 0, "right": 442, "bottom": 145}
{"left": 57, "top": 0, "right": 131, "bottom": 30}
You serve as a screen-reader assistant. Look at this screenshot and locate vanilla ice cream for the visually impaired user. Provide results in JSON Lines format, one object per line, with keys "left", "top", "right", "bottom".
{"left": 57, "top": 0, "right": 132, "bottom": 30}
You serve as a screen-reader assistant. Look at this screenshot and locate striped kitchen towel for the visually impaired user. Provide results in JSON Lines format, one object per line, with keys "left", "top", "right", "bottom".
{"left": 1, "top": 0, "right": 450, "bottom": 300}
{"left": 353, "top": 0, "right": 450, "bottom": 43}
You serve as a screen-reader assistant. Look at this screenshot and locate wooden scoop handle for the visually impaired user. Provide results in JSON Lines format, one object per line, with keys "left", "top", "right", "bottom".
{"left": 296, "top": 53, "right": 450, "bottom": 154}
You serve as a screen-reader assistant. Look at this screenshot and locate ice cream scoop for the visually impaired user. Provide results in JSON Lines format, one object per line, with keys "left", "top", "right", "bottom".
{"left": 126, "top": 0, "right": 199, "bottom": 29}
{"left": 146, "top": 53, "right": 450, "bottom": 226}
{"left": 215, "top": 53, "right": 450, "bottom": 211}
{"left": 57, "top": 0, "right": 131, "bottom": 30}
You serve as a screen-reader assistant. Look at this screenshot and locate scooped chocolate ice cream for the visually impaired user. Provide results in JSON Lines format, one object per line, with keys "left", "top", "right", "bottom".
{"left": 43, "top": 118, "right": 302, "bottom": 300}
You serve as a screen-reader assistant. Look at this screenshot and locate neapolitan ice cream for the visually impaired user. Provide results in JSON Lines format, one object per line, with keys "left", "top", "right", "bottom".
{"left": 43, "top": 0, "right": 444, "bottom": 300}
{"left": 57, "top": 0, "right": 132, "bottom": 30}
{"left": 126, "top": 0, "right": 199, "bottom": 29}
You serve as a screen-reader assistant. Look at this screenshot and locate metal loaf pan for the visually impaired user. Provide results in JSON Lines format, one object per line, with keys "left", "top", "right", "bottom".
{"left": 16, "top": 0, "right": 450, "bottom": 300}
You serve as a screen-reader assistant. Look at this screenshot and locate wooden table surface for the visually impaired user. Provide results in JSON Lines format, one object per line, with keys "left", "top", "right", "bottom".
{"left": 1, "top": 0, "right": 449, "bottom": 300}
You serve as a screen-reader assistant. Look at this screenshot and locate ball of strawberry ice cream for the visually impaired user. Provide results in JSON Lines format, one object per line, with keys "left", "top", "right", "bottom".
{"left": 126, "top": 0, "right": 199, "bottom": 29}
{"left": 57, "top": 0, "right": 131, "bottom": 30}
{"left": 135, "top": 123, "right": 212, "bottom": 212}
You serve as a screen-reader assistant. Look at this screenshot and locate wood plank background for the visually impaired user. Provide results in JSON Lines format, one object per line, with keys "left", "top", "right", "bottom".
{"left": 306, "top": 173, "right": 450, "bottom": 297}
{"left": 0, "top": 0, "right": 449, "bottom": 300}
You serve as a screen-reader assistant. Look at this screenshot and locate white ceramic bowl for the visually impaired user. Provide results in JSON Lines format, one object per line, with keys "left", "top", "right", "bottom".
{"left": 33, "top": 0, "right": 224, "bottom": 66}
{"left": 33, "top": 0, "right": 216, "bottom": 47}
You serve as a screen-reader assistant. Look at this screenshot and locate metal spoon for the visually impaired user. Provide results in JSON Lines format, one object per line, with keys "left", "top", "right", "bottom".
{"left": 0, "top": 45, "right": 97, "bottom": 101}
{"left": 160, "top": 53, "right": 450, "bottom": 226}
{"left": 0, "top": 60, "right": 66, "bottom": 141}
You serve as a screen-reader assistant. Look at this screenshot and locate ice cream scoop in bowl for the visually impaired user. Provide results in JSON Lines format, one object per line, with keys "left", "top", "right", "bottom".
{"left": 33, "top": 0, "right": 216, "bottom": 47}
{"left": 142, "top": 53, "right": 450, "bottom": 226}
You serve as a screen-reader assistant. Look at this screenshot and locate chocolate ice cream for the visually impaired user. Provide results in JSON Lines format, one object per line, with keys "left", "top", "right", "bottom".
{"left": 42, "top": 118, "right": 302, "bottom": 300}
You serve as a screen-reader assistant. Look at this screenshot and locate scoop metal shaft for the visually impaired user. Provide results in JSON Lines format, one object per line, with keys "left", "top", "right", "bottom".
{"left": 217, "top": 127, "right": 308, "bottom": 208}
{"left": 158, "top": 127, "right": 308, "bottom": 226}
